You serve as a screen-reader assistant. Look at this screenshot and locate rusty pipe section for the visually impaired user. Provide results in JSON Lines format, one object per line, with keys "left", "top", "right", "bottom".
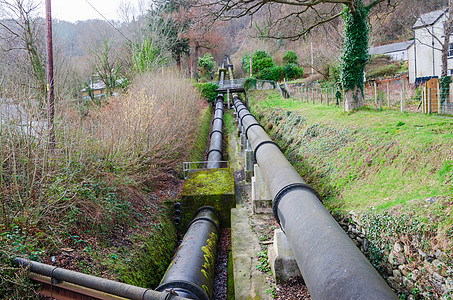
{"left": 231, "top": 96, "right": 398, "bottom": 300}
{"left": 15, "top": 257, "right": 189, "bottom": 300}
{"left": 156, "top": 207, "right": 220, "bottom": 300}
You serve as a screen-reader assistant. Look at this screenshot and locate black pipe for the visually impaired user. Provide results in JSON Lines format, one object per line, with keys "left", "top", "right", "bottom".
{"left": 232, "top": 95, "right": 398, "bottom": 300}
{"left": 14, "top": 257, "right": 189, "bottom": 300}
{"left": 206, "top": 95, "right": 224, "bottom": 169}
{"left": 156, "top": 207, "right": 220, "bottom": 300}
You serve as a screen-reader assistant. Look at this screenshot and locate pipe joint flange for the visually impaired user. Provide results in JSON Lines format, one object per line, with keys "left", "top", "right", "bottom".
{"left": 215, "top": 107, "right": 224, "bottom": 112}
{"left": 194, "top": 206, "right": 222, "bottom": 222}
{"left": 212, "top": 117, "right": 224, "bottom": 126}
{"left": 156, "top": 281, "right": 209, "bottom": 300}
{"left": 189, "top": 217, "right": 220, "bottom": 235}
{"left": 240, "top": 113, "right": 255, "bottom": 125}
{"left": 163, "top": 289, "right": 179, "bottom": 300}
{"left": 207, "top": 149, "right": 222, "bottom": 158}
{"left": 245, "top": 123, "right": 265, "bottom": 140}
{"left": 237, "top": 107, "right": 248, "bottom": 115}
{"left": 253, "top": 141, "right": 281, "bottom": 163}
{"left": 210, "top": 130, "right": 223, "bottom": 139}
{"left": 273, "top": 183, "right": 323, "bottom": 226}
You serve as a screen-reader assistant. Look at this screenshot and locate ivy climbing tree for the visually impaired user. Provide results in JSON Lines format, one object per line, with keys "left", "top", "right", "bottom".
{"left": 341, "top": 1, "right": 369, "bottom": 111}
{"left": 208, "top": 0, "right": 397, "bottom": 111}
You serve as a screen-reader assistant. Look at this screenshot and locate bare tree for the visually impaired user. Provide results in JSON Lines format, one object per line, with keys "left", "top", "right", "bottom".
{"left": 206, "top": 0, "right": 400, "bottom": 111}
{"left": 0, "top": 0, "right": 46, "bottom": 105}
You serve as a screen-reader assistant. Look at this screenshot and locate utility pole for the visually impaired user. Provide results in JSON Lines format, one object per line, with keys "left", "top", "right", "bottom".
{"left": 46, "top": 0, "right": 55, "bottom": 149}
{"left": 250, "top": 49, "right": 252, "bottom": 77}
{"left": 311, "top": 42, "right": 314, "bottom": 75}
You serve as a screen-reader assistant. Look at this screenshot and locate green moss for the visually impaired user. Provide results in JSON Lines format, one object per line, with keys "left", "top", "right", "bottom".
{"left": 116, "top": 215, "right": 176, "bottom": 288}
{"left": 183, "top": 169, "right": 234, "bottom": 196}
{"left": 227, "top": 250, "right": 235, "bottom": 300}
{"left": 179, "top": 169, "right": 235, "bottom": 228}
{"left": 190, "top": 105, "right": 213, "bottom": 162}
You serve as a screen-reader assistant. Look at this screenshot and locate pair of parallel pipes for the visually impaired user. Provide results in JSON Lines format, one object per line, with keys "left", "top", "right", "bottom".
{"left": 15, "top": 207, "right": 221, "bottom": 300}
{"left": 156, "top": 61, "right": 227, "bottom": 298}
{"left": 232, "top": 96, "right": 398, "bottom": 299}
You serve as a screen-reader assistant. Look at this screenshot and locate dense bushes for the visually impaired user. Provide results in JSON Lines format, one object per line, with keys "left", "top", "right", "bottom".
{"left": 244, "top": 50, "right": 303, "bottom": 82}
{"left": 282, "top": 50, "right": 299, "bottom": 65}
{"left": 196, "top": 82, "right": 219, "bottom": 103}
{"left": 242, "top": 50, "right": 275, "bottom": 75}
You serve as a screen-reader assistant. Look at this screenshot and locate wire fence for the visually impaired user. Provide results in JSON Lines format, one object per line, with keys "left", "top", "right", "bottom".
{"left": 288, "top": 79, "right": 453, "bottom": 115}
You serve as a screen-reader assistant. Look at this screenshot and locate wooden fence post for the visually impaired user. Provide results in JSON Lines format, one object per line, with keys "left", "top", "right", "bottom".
{"left": 437, "top": 81, "right": 441, "bottom": 114}
{"left": 387, "top": 81, "right": 390, "bottom": 108}
{"left": 400, "top": 79, "right": 405, "bottom": 112}
{"left": 327, "top": 88, "right": 330, "bottom": 106}
{"left": 428, "top": 88, "right": 432, "bottom": 114}
{"left": 374, "top": 81, "right": 377, "bottom": 107}
{"left": 422, "top": 86, "right": 426, "bottom": 113}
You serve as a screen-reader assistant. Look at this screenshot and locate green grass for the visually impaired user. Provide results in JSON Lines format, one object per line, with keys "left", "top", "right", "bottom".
{"left": 189, "top": 105, "right": 213, "bottom": 162}
{"left": 249, "top": 89, "right": 453, "bottom": 255}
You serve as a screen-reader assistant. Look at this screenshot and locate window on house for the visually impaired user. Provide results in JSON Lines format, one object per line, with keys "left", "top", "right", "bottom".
{"left": 449, "top": 43, "right": 453, "bottom": 57}
{"left": 450, "top": 69, "right": 453, "bottom": 75}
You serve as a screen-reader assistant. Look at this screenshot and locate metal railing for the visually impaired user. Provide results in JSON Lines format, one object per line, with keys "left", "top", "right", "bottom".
{"left": 183, "top": 161, "right": 231, "bottom": 179}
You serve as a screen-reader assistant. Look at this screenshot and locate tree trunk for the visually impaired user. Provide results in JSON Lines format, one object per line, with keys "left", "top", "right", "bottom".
{"left": 194, "top": 42, "right": 200, "bottom": 82}
{"left": 344, "top": 85, "right": 365, "bottom": 111}
{"left": 341, "top": 0, "right": 369, "bottom": 112}
{"left": 176, "top": 54, "right": 181, "bottom": 71}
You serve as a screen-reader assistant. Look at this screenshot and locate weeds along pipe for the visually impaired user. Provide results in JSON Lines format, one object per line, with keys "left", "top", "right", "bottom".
{"left": 156, "top": 207, "right": 220, "bottom": 300}
{"left": 207, "top": 95, "right": 224, "bottom": 169}
{"left": 14, "top": 257, "right": 189, "bottom": 300}
{"left": 232, "top": 96, "right": 397, "bottom": 300}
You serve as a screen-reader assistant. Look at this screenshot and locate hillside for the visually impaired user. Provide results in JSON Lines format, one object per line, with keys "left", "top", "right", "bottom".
{"left": 249, "top": 89, "right": 453, "bottom": 298}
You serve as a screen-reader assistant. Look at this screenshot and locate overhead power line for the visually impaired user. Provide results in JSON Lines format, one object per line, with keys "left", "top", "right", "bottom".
{"left": 84, "top": 0, "right": 133, "bottom": 44}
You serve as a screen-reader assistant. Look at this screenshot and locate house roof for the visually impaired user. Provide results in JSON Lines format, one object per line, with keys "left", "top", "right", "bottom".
{"left": 413, "top": 8, "right": 447, "bottom": 29}
{"left": 81, "top": 81, "right": 106, "bottom": 92}
{"left": 369, "top": 41, "right": 414, "bottom": 56}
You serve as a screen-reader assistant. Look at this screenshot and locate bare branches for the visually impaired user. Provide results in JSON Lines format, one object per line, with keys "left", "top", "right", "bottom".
{"left": 200, "top": 0, "right": 399, "bottom": 41}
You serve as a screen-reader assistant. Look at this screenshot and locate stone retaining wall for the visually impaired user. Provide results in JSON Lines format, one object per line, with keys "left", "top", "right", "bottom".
{"left": 337, "top": 211, "right": 452, "bottom": 299}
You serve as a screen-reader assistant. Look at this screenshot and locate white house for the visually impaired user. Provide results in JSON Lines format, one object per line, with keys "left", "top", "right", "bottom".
{"left": 408, "top": 8, "right": 453, "bottom": 83}
{"left": 369, "top": 41, "right": 413, "bottom": 61}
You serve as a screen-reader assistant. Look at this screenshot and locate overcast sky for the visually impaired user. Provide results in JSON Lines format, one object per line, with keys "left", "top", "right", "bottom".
{"left": 49, "top": 0, "right": 146, "bottom": 22}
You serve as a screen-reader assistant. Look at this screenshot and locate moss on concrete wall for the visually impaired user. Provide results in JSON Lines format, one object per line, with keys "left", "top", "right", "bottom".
{"left": 116, "top": 215, "right": 176, "bottom": 289}
{"left": 177, "top": 168, "right": 235, "bottom": 229}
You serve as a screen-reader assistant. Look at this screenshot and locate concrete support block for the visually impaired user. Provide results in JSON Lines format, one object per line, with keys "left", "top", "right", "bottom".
{"left": 173, "top": 168, "right": 235, "bottom": 228}
{"left": 268, "top": 229, "right": 302, "bottom": 283}
{"left": 240, "top": 132, "right": 246, "bottom": 151}
{"left": 245, "top": 141, "right": 254, "bottom": 182}
{"left": 251, "top": 164, "right": 272, "bottom": 214}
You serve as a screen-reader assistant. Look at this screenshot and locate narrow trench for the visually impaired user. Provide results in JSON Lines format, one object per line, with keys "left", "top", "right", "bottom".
{"left": 212, "top": 228, "right": 231, "bottom": 299}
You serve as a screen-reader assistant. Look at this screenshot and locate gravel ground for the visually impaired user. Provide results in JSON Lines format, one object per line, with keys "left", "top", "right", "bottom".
{"left": 276, "top": 276, "right": 311, "bottom": 299}
{"left": 213, "top": 227, "right": 232, "bottom": 300}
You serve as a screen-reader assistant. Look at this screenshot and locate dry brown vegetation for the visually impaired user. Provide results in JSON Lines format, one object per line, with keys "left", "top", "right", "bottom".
{"left": 0, "top": 69, "right": 207, "bottom": 297}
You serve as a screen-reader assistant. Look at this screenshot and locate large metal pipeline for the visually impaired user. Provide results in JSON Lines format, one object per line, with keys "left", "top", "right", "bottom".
{"left": 14, "top": 257, "right": 189, "bottom": 300}
{"left": 156, "top": 207, "right": 220, "bottom": 300}
{"left": 206, "top": 60, "right": 226, "bottom": 169}
{"left": 206, "top": 95, "right": 224, "bottom": 169}
{"left": 232, "top": 95, "right": 398, "bottom": 299}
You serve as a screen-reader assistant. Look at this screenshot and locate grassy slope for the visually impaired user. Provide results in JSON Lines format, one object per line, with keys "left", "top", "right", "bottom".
{"left": 249, "top": 89, "right": 453, "bottom": 252}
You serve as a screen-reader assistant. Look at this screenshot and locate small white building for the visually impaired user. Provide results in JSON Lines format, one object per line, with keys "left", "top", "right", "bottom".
{"left": 369, "top": 41, "right": 413, "bottom": 61}
{"left": 408, "top": 8, "right": 453, "bottom": 83}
